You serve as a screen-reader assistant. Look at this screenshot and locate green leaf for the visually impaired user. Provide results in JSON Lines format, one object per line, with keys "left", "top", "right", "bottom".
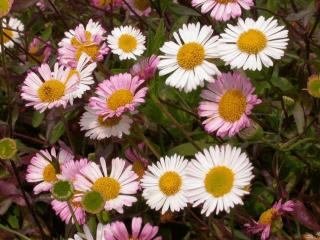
{"left": 293, "top": 102, "right": 305, "bottom": 134}
{"left": 147, "top": 20, "right": 165, "bottom": 55}
{"left": 49, "top": 121, "right": 65, "bottom": 144}
{"left": 168, "top": 141, "right": 212, "bottom": 156}
{"left": 169, "top": 3, "right": 200, "bottom": 16}
{"left": 32, "top": 111, "right": 44, "bottom": 128}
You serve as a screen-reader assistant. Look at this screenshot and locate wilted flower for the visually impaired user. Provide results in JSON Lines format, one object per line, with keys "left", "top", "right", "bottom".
{"left": 130, "top": 55, "right": 159, "bottom": 81}
{"left": 307, "top": 74, "right": 320, "bottom": 98}
{"left": 28, "top": 37, "right": 51, "bottom": 63}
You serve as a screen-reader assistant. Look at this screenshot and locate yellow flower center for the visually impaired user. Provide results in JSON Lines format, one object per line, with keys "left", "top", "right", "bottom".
{"left": 38, "top": 80, "right": 65, "bottom": 103}
{"left": 0, "top": 0, "right": 11, "bottom": 17}
{"left": 237, "top": 29, "right": 267, "bottom": 55}
{"left": 92, "top": 177, "right": 120, "bottom": 201}
{"left": 118, "top": 34, "right": 138, "bottom": 53}
{"left": 215, "top": 0, "right": 236, "bottom": 3}
{"left": 98, "top": 0, "right": 115, "bottom": 7}
{"left": 107, "top": 89, "right": 134, "bottom": 111}
{"left": 98, "top": 116, "right": 121, "bottom": 127}
{"left": 132, "top": 160, "right": 145, "bottom": 179}
{"left": 71, "top": 31, "right": 99, "bottom": 61}
{"left": 218, "top": 89, "right": 247, "bottom": 122}
{"left": 159, "top": 171, "right": 182, "bottom": 196}
{"left": 258, "top": 208, "right": 277, "bottom": 225}
{"left": 177, "top": 42, "right": 205, "bottom": 70}
{"left": 42, "top": 164, "right": 57, "bottom": 182}
{"left": 1, "top": 28, "right": 13, "bottom": 44}
{"left": 133, "top": 0, "right": 150, "bottom": 11}
{"left": 205, "top": 166, "right": 234, "bottom": 197}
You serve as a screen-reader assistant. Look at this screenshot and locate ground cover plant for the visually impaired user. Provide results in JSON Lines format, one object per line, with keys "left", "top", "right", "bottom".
{"left": 0, "top": 0, "right": 320, "bottom": 239}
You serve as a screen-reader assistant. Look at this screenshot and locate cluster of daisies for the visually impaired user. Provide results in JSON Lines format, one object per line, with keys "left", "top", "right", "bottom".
{"left": 26, "top": 144, "right": 254, "bottom": 238}
{"left": 1, "top": 0, "right": 293, "bottom": 239}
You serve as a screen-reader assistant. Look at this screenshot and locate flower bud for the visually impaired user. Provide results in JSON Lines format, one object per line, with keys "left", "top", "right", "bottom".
{"left": 0, "top": 138, "right": 17, "bottom": 160}
{"left": 52, "top": 180, "right": 74, "bottom": 201}
{"left": 238, "top": 121, "right": 264, "bottom": 141}
{"left": 307, "top": 74, "right": 320, "bottom": 98}
{"left": 81, "top": 191, "right": 104, "bottom": 214}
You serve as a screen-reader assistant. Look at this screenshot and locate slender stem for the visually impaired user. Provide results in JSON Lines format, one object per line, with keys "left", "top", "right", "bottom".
{"left": 133, "top": 128, "right": 161, "bottom": 159}
{"left": 59, "top": 108, "right": 75, "bottom": 153}
{"left": 46, "top": 0, "right": 69, "bottom": 28}
{"left": 67, "top": 201, "right": 82, "bottom": 233}
{"left": 0, "top": 224, "right": 32, "bottom": 240}
{"left": 152, "top": 96, "right": 202, "bottom": 151}
{"left": 10, "top": 160, "right": 47, "bottom": 240}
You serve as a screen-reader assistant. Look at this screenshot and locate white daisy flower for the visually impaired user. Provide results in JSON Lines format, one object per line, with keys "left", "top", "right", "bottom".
{"left": 218, "top": 16, "right": 289, "bottom": 71}
{"left": 25, "top": 148, "right": 74, "bottom": 194}
{"left": 1, "top": 17, "right": 24, "bottom": 52}
{"left": 141, "top": 155, "right": 189, "bottom": 214}
{"left": 21, "top": 63, "right": 78, "bottom": 113}
{"left": 107, "top": 25, "right": 146, "bottom": 60}
{"left": 79, "top": 106, "right": 133, "bottom": 140}
{"left": 67, "top": 53, "right": 97, "bottom": 101}
{"left": 186, "top": 145, "right": 254, "bottom": 216}
{"left": 158, "top": 22, "right": 220, "bottom": 93}
{"left": 74, "top": 157, "right": 139, "bottom": 213}
{"left": 68, "top": 223, "right": 105, "bottom": 240}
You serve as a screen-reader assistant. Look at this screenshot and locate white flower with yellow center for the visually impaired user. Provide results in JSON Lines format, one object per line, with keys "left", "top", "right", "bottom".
{"left": 158, "top": 22, "right": 221, "bottom": 93}
{"left": 79, "top": 106, "right": 133, "bottom": 140}
{"left": 26, "top": 148, "right": 74, "bottom": 194}
{"left": 141, "top": 155, "right": 189, "bottom": 214}
{"left": 0, "top": 17, "right": 24, "bottom": 52}
{"left": 74, "top": 157, "right": 139, "bottom": 213}
{"left": 107, "top": 25, "right": 146, "bottom": 60}
{"left": 21, "top": 63, "right": 78, "bottom": 113}
{"left": 218, "top": 16, "right": 289, "bottom": 71}
{"left": 186, "top": 145, "right": 254, "bottom": 216}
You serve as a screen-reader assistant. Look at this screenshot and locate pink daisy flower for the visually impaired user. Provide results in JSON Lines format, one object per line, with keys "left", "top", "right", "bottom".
{"left": 198, "top": 72, "right": 261, "bottom": 137}
{"left": 89, "top": 73, "right": 148, "bottom": 119}
{"left": 124, "top": 0, "right": 152, "bottom": 17}
{"left": 28, "top": 37, "right": 51, "bottom": 63}
{"left": 104, "top": 217, "right": 162, "bottom": 240}
{"left": 21, "top": 63, "right": 78, "bottom": 113}
{"left": 130, "top": 55, "right": 159, "bottom": 81}
{"left": 192, "top": 0, "right": 254, "bottom": 22}
{"left": 58, "top": 19, "right": 109, "bottom": 68}
{"left": 25, "top": 148, "right": 74, "bottom": 194}
{"left": 245, "top": 199, "right": 295, "bottom": 240}
{"left": 125, "top": 143, "right": 149, "bottom": 179}
{"left": 51, "top": 158, "right": 89, "bottom": 225}
{"left": 74, "top": 157, "right": 139, "bottom": 213}
{"left": 90, "top": 0, "right": 123, "bottom": 10}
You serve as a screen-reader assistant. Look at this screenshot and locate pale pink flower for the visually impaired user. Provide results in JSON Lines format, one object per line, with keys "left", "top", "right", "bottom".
{"left": 25, "top": 148, "right": 74, "bottom": 194}
{"left": 28, "top": 37, "right": 51, "bottom": 63}
{"left": 245, "top": 199, "right": 295, "bottom": 240}
{"left": 104, "top": 217, "right": 162, "bottom": 240}
{"left": 198, "top": 72, "right": 261, "bottom": 137}
{"left": 89, "top": 73, "right": 148, "bottom": 119}
{"left": 125, "top": 143, "right": 149, "bottom": 180}
{"left": 130, "top": 55, "right": 159, "bottom": 81}
{"left": 58, "top": 19, "right": 109, "bottom": 68}
{"left": 192, "top": 0, "right": 254, "bottom": 22}
{"left": 124, "top": 0, "right": 152, "bottom": 17}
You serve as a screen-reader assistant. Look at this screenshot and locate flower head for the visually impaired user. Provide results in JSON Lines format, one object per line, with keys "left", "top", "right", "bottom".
{"left": 25, "top": 148, "right": 74, "bottom": 194}
{"left": 192, "top": 0, "right": 254, "bottom": 22}
{"left": 89, "top": 73, "right": 148, "bottom": 119}
{"left": 107, "top": 25, "right": 146, "bottom": 60}
{"left": 28, "top": 37, "right": 52, "bottom": 63}
{"left": 125, "top": 143, "right": 149, "bottom": 179}
{"left": 245, "top": 199, "right": 295, "bottom": 240}
{"left": 21, "top": 63, "right": 78, "bottom": 113}
{"left": 218, "top": 16, "right": 289, "bottom": 71}
{"left": 141, "top": 155, "right": 189, "bottom": 214}
{"left": 74, "top": 157, "right": 139, "bottom": 213}
{"left": 130, "top": 55, "right": 159, "bottom": 81}
{"left": 186, "top": 145, "right": 254, "bottom": 216}
{"left": 0, "top": 17, "right": 24, "bottom": 52}
{"left": 80, "top": 106, "right": 133, "bottom": 140}
{"left": 0, "top": 0, "right": 13, "bottom": 18}
{"left": 58, "top": 19, "right": 109, "bottom": 68}
{"left": 69, "top": 223, "right": 106, "bottom": 240}
{"left": 199, "top": 72, "right": 261, "bottom": 137}
{"left": 307, "top": 74, "right": 320, "bottom": 98}
{"left": 158, "top": 22, "right": 220, "bottom": 92}
{"left": 104, "top": 217, "right": 162, "bottom": 240}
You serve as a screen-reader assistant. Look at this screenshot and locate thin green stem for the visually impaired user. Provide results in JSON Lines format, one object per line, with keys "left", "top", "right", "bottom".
{"left": 0, "top": 224, "right": 32, "bottom": 240}
{"left": 67, "top": 201, "right": 82, "bottom": 233}
{"left": 59, "top": 108, "right": 75, "bottom": 153}
{"left": 133, "top": 128, "right": 161, "bottom": 159}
